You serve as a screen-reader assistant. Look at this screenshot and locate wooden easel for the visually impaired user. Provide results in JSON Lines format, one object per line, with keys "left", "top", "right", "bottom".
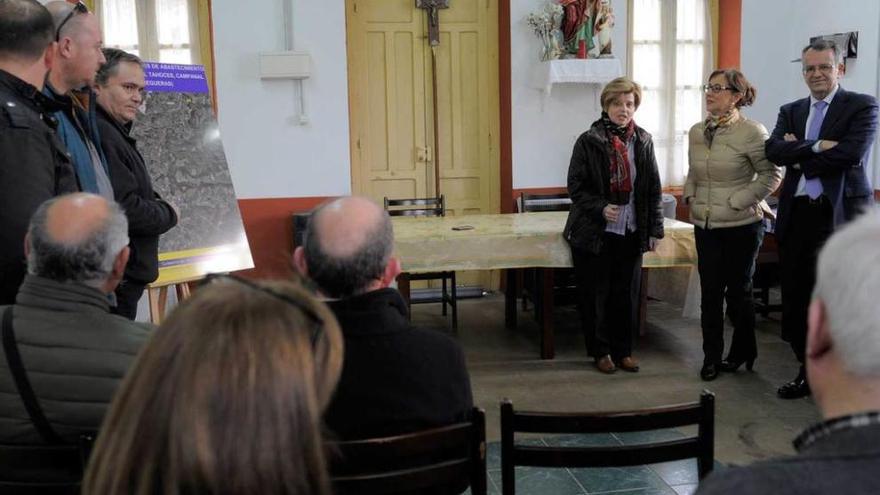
{"left": 146, "top": 276, "right": 202, "bottom": 324}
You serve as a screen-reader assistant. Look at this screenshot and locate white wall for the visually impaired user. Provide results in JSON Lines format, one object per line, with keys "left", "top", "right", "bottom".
{"left": 741, "top": 0, "right": 880, "bottom": 185}
{"left": 212, "top": 1, "right": 352, "bottom": 199}
{"left": 511, "top": 0, "right": 628, "bottom": 189}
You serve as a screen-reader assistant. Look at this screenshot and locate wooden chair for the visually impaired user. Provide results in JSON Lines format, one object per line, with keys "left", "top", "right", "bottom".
{"left": 383, "top": 195, "right": 458, "bottom": 329}
{"left": 517, "top": 193, "right": 575, "bottom": 316}
{"left": 500, "top": 391, "right": 715, "bottom": 495}
{"left": 329, "top": 407, "right": 487, "bottom": 495}
{"left": 0, "top": 443, "right": 86, "bottom": 495}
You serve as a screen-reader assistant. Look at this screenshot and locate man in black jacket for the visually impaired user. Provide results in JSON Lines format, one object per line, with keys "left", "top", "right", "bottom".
{"left": 94, "top": 49, "right": 178, "bottom": 319}
{"left": 0, "top": 0, "right": 78, "bottom": 305}
{"left": 293, "top": 196, "right": 473, "bottom": 441}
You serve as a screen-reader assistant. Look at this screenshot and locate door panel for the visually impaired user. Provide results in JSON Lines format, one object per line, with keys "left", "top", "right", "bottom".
{"left": 347, "top": 0, "right": 500, "bottom": 288}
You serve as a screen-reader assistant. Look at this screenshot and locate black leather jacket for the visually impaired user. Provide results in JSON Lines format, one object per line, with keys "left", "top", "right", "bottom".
{"left": 563, "top": 119, "right": 664, "bottom": 254}
{"left": 0, "top": 70, "right": 78, "bottom": 304}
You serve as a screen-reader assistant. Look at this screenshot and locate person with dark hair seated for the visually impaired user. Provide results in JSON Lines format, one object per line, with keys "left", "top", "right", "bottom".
{"left": 82, "top": 277, "right": 344, "bottom": 495}
{"left": 294, "top": 196, "right": 473, "bottom": 440}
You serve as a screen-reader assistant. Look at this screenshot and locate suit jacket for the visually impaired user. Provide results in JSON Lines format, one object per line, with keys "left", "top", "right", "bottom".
{"left": 765, "top": 87, "right": 878, "bottom": 243}
{"left": 324, "top": 288, "right": 473, "bottom": 440}
{"left": 695, "top": 422, "right": 880, "bottom": 495}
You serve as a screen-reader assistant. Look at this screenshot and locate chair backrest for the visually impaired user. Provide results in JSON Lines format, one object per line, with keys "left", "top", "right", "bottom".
{"left": 500, "top": 391, "right": 715, "bottom": 495}
{"left": 519, "top": 192, "right": 572, "bottom": 213}
{"left": 384, "top": 195, "right": 445, "bottom": 217}
{"left": 329, "top": 407, "right": 487, "bottom": 495}
{"left": 0, "top": 443, "right": 85, "bottom": 495}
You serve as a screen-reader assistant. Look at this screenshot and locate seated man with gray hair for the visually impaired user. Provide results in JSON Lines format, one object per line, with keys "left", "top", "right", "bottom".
{"left": 0, "top": 193, "right": 152, "bottom": 444}
{"left": 696, "top": 210, "right": 880, "bottom": 494}
{"left": 293, "top": 196, "right": 473, "bottom": 440}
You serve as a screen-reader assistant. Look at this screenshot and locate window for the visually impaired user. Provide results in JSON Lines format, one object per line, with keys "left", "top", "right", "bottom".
{"left": 97, "top": 0, "right": 200, "bottom": 64}
{"left": 630, "top": 0, "right": 712, "bottom": 187}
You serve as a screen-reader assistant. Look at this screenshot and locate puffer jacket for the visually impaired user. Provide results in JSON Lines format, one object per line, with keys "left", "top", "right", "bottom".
{"left": 0, "top": 276, "right": 152, "bottom": 444}
{"left": 563, "top": 119, "right": 664, "bottom": 255}
{"left": 684, "top": 114, "right": 782, "bottom": 229}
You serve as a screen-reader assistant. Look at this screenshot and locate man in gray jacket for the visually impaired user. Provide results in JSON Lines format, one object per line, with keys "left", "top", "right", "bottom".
{"left": 0, "top": 193, "right": 151, "bottom": 444}
{"left": 696, "top": 211, "right": 880, "bottom": 495}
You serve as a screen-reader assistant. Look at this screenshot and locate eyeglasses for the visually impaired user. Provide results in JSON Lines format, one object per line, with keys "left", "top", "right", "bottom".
{"left": 702, "top": 84, "right": 736, "bottom": 94}
{"left": 802, "top": 64, "right": 836, "bottom": 75}
{"left": 55, "top": 1, "right": 89, "bottom": 42}
{"left": 201, "top": 273, "right": 324, "bottom": 347}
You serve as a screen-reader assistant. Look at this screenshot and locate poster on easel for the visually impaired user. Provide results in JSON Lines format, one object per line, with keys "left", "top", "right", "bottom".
{"left": 133, "top": 62, "right": 253, "bottom": 286}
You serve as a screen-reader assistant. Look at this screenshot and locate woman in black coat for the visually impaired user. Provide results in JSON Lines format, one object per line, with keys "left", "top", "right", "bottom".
{"left": 563, "top": 77, "right": 664, "bottom": 374}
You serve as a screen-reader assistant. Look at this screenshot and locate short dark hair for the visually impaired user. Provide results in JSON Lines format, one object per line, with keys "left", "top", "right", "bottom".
{"left": 0, "top": 0, "right": 54, "bottom": 61}
{"left": 708, "top": 68, "right": 756, "bottom": 107}
{"left": 96, "top": 48, "right": 144, "bottom": 86}
{"left": 803, "top": 39, "right": 841, "bottom": 63}
{"left": 303, "top": 202, "right": 394, "bottom": 299}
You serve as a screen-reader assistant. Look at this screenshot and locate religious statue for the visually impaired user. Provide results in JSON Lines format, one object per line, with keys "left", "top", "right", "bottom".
{"left": 559, "top": 0, "right": 614, "bottom": 58}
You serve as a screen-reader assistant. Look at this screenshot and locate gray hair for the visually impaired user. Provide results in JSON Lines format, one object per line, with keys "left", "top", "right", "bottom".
{"left": 813, "top": 208, "right": 880, "bottom": 376}
{"left": 303, "top": 201, "right": 394, "bottom": 299}
{"left": 26, "top": 196, "right": 130, "bottom": 288}
{"left": 803, "top": 39, "right": 841, "bottom": 64}
{"left": 96, "top": 47, "right": 143, "bottom": 86}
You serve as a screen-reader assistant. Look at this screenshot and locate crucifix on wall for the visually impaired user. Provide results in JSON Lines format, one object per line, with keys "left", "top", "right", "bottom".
{"left": 416, "top": 0, "right": 449, "bottom": 196}
{"left": 416, "top": 0, "right": 450, "bottom": 46}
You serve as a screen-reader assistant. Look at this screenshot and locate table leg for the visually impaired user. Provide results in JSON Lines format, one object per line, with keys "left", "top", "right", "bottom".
{"left": 638, "top": 268, "right": 649, "bottom": 336}
{"left": 538, "top": 268, "right": 555, "bottom": 360}
{"left": 397, "top": 273, "right": 412, "bottom": 320}
{"left": 504, "top": 269, "right": 517, "bottom": 329}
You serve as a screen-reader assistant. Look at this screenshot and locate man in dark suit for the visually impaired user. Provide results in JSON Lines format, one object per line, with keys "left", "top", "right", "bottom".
{"left": 293, "top": 196, "right": 473, "bottom": 440}
{"left": 695, "top": 212, "right": 880, "bottom": 495}
{"left": 765, "top": 39, "right": 878, "bottom": 399}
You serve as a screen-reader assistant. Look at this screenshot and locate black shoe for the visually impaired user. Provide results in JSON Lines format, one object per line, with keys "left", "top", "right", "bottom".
{"left": 777, "top": 368, "right": 811, "bottom": 399}
{"left": 720, "top": 356, "right": 756, "bottom": 373}
{"left": 700, "top": 363, "right": 719, "bottom": 381}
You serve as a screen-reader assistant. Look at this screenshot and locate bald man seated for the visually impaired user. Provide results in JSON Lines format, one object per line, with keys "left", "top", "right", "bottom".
{"left": 0, "top": 193, "right": 152, "bottom": 445}
{"left": 294, "top": 196, "right": 473, "bottom": 441}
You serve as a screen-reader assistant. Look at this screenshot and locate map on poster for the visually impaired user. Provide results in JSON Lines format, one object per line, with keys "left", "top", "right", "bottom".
{"left": 134, "top": 62, "right": 253, "bottom": 285}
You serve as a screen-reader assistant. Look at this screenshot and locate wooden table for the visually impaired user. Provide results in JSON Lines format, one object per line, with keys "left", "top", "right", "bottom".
{"left": 392, "top": 212, "right": 697, "bottom": 359}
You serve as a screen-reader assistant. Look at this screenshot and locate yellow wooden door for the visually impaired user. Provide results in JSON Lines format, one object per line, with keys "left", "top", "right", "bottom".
{"left": 346, "top": 0, "right": 432, "bottom": 201}
{"left": 432, "top": 1, "right": 500, "bottom": 217}
{"left": 346, "top": 0, "right": 499, "bottom": 216}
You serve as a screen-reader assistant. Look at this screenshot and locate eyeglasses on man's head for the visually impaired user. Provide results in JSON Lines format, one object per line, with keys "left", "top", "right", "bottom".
{"left": 55, "top": 1, "right": 89, "bottom": 42}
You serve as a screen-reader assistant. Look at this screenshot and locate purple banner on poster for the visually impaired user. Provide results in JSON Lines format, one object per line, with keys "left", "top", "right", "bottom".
{"left": 143, "top": 62, "right": 209, "bottom": 94}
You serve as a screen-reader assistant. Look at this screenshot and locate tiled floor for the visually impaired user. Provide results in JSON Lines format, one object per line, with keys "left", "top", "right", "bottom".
{"left": 412, "top": 285, "right": 820, "bottom": 494}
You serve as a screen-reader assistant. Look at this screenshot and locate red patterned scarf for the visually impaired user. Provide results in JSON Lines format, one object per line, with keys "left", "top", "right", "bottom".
{"left": 601, "top": 112, "right": 635, "bottom": 205}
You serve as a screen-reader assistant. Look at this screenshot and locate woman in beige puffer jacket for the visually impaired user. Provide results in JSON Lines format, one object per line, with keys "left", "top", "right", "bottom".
{"left": 684, "top": 69, "right": 782, "bottom": 382}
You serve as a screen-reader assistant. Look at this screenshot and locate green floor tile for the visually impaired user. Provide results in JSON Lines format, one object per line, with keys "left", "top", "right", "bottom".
{"left": 649, "top": 459, "right": 699, "bottom": 485}
{"left": 671, "top": 483, "right": 698, "bottom": 495}
{"left": 489, "top": 466, "right": 585, "bottom": 495}
{"left": 570, "top": 465, "right": 669, "bottom": 493}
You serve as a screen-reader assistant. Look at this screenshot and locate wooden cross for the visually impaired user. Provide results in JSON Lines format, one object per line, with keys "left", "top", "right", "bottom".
{"left": 416, "top": 0, "right": 450, "bottom": 46}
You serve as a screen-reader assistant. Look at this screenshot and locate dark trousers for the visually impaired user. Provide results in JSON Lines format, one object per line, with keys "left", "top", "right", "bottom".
{"left": 572, "top": 232, "right": 642, "bottom": 360}
{"left": 695, "top": 221, "right": 764, "bottom": 365}
{"left": 779, "top": 197, "right": 833, "bottom": 363}
{"left": 112, "top": 278, "right": 147, "bottom": 320}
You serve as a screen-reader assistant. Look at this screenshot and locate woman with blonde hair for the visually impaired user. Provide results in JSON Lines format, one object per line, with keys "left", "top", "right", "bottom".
{"left": 82, "top": 276, "right": 344, "bottom": 495}
{"left": 563, "top": 76, "right": 664, "bottom": 374}
{"left": 684, "top": 69, "right": 782, "bottom": 381}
